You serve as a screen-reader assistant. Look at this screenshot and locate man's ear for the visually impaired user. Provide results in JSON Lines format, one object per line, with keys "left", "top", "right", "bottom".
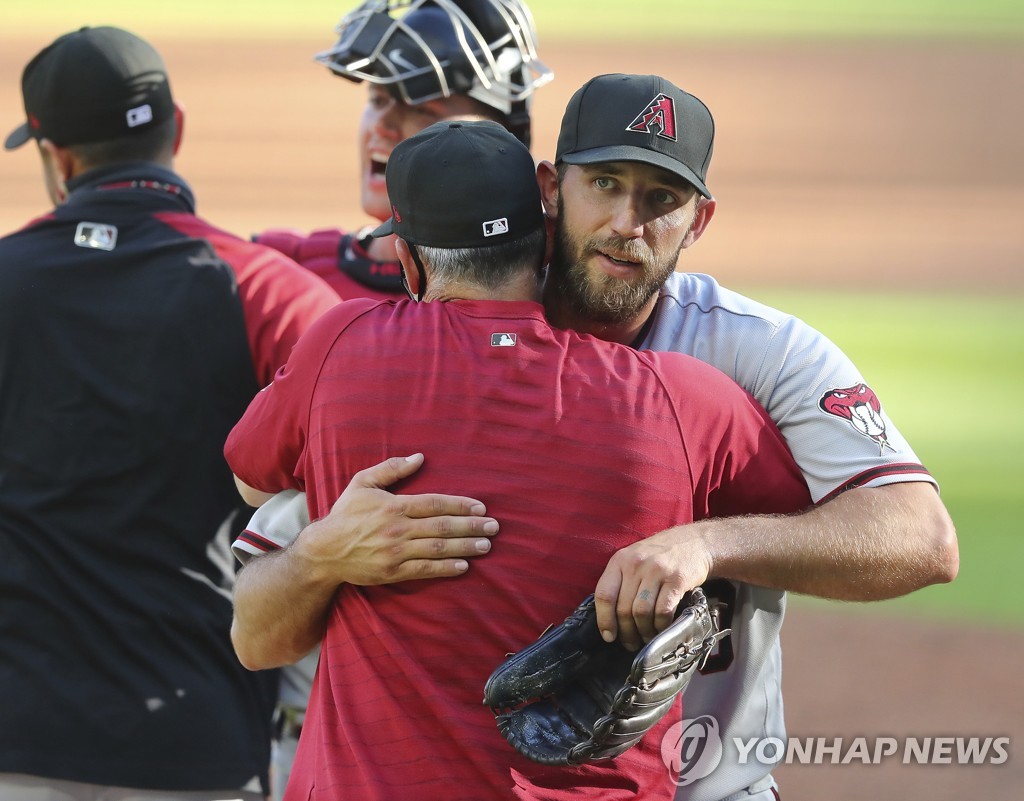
{"left": 172, "top": 102, "right": 185, "bottom": 156}
{"left": 37, "top": 138, "right": 76, "bottom": 205}
{"left": 394, "top": 237, "right": 420, "bottom": 300}
{"left": 537, "top": 160, "right": 559, "bottom": 219}
{"left": 682, "top": 196, "right": 717, "bottom": 249}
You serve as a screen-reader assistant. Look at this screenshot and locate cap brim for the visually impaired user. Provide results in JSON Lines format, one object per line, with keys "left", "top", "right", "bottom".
{"left": 4, "top": 123, "right": 31, "bottom": 151}
{"left": 370, "top": 218, "right": 395, "bottom": 238}
{"left": 561, "top": 145, "right": 711, "bottom": 199}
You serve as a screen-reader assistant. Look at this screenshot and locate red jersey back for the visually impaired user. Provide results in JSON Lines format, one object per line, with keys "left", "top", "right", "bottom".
{"left": 225, "top": 298, "right": 810, "bottom": 800}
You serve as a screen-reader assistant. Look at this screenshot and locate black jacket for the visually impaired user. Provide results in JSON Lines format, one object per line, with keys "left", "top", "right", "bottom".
{"left": 0, "top": 163, "right": 336, "bottom": 792}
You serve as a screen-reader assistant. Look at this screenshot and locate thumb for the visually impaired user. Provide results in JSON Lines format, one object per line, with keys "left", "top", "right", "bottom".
{"left": 352, "top": 453, "right": 425, "bottom": 491}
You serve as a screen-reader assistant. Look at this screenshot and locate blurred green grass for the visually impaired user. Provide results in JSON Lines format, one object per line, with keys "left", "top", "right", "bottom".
{"left": 5, "top": 0, "right": 1024, "bottom": 39}
{"left": 745, "top": 289, "right": 1024, "bottom": 626}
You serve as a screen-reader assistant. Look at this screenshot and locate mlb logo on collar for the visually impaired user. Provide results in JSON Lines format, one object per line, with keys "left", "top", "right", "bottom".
{"left": 74, "top": 222, "right": 118, "bottom": 251}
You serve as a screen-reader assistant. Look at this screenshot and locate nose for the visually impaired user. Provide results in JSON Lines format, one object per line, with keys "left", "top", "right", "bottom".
{"left": 608, "top": 197, "right": 644, "bottom": 239}
{"left": 372, "top": 98, "right": 403, "bottom": 139}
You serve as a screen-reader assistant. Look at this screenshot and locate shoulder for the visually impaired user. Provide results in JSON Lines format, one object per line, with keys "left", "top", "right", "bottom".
{"left": 253, "top": 227, "right": 346, "bottom": 265}
{"left": 640, "top": 347, "right": 755, "bottom": 403}
{"left": 646, "top": 273, "right": 836, "bottom": 386}
{"left": 654, "top": 272, "right": 795, "bottom": 335}
{"left": 304, "top": 297, "right": 396, "bottom": 343}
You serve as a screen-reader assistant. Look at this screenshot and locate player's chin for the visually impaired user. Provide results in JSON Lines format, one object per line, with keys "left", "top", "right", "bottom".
{"left": 361, "top": 188, "right": 391, "bottom": 223}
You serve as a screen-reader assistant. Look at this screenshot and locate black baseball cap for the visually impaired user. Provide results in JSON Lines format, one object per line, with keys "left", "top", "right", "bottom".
{"left": 4, "top": 26, "right": 175, "bottom": 151}
{"left": 372, "top": 120, "right": 544, "bottom": 248}
{"left": 556, "top": 73, "right": 714, "bottom": 198}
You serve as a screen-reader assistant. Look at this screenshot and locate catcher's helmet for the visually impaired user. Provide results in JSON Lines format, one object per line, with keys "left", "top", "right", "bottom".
{"left": 315, "top": 0, "right": 552, "bottom": 146}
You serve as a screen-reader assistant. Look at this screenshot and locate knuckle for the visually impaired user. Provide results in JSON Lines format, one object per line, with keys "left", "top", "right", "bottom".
{"left": 383, "top": 498, "right": 406, "bottom": 518}
{"left": 593, "top": 589, "right": 617, "bottom": 606}
{"left": 633, "top": 596, "right": 655, "bottom": 617}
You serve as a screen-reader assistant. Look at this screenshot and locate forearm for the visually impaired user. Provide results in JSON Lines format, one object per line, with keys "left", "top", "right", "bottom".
{"left": 229, "top": 455, "right": 502, "bottom": 668}
{"left": 706, "top": 482, "right": 958, "bottom": 601}
{"left": 231, "top": 524, "right": 338, "bottom": 670}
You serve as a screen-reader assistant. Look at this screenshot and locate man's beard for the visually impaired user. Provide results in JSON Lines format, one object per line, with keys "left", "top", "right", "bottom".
{"left": 546, "top": 213, "right": 685, "bottom": 326}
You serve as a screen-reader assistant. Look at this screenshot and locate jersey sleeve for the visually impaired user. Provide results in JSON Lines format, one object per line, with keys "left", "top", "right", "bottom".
{"left": 231, "top": 489, "right": 311, "bottom": 564}
{"left": 646, "top": 351, "right": 813, "bottom": 520}
{"left": 751, "top": 314, "right": 935, "bottom": 503}
{"left": 230, "top": 246, "right": 341, "bottom": 387}
{"left": 224, "top": 302, "right": 365, "bottom": 495}
{"left": 644, "top": 276, "right": 935, "bottom": 504}
{"left": 157, "top": 214, "right": 341, "bottom": 386}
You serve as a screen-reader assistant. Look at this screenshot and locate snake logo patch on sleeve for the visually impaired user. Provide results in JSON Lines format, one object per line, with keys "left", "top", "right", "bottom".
{"left": 819, "top": 382, "right": 895, "bottom": 454}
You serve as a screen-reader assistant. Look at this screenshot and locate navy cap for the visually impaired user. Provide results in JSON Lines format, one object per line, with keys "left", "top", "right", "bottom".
{"left": 5, "top": 26, "right": 175, "bottom": 151}
{"left": 373, "top": 120, "right": 544, "bottom": 248}
{"left": 556, "top": 73, "right": 714, "bottom": 198}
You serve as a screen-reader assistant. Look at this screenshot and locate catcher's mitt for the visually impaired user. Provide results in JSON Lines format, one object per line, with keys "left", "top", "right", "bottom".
{"left": 483, "top": 587, "right": 727, "bottom": 766}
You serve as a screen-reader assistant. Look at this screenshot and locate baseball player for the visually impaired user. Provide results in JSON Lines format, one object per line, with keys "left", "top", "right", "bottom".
{"left": 232, "top": 75, "right": 957, "bottom": 801}
{"left": 536, "top": 74, "right": 958, "bottom": 801}
{"left": 254, "top": 0, "right": 552, "bottom": 300}
{"left": 0, "top": 27, "right": 339, "bottom": 799}
{"left": 225, "top": 120, "right": 812, "bottom": 800}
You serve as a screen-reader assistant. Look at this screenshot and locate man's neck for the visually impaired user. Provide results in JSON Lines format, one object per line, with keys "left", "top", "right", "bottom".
{"left": 425, "top": 272, "right": 543, "bottom": 304}
{"left": 544, "top": 297, "right": 657, "bottom": 347}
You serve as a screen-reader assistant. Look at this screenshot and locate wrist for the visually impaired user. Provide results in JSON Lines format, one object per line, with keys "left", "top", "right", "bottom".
{"left": 291, "top": 518, "right": 346, "bottom": 590}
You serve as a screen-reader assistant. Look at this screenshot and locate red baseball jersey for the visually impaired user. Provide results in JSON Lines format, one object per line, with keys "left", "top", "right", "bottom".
{"left": 225, "top": 297, "right": 811, "bottom": 801}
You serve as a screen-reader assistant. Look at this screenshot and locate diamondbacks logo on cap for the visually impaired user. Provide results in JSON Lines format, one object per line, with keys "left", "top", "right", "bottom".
{"left": 74, "top": 222, "right": 118, "bottom": 251}
{"left": 483, "top": 218, "right": 509, "bottom": 237}
{"left": 626, "top": 93, "right": 677, "bottom": 141}
{"left": 126, "top": 104, "right": 153, "bottom": 128}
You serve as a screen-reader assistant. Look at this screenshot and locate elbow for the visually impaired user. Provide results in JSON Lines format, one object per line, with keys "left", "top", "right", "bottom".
{"left": 231, "top": 614, "right": 320, "bottom": 671}
{"left": 930, "top": 514, "right": 959, "bottom": 585}
{"left": 914, "top": 487, "right": 959, "bottom": 587}
{"left": 231, "top": 618, "right": 283, "bottom": 672}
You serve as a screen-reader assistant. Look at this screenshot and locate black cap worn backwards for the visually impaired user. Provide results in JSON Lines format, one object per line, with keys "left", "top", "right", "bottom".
{"left": 5, "top": 26, "right": 175, "bottom": 151}
{"left": 372, "top": 120, "right": 544, "bottom": 248}
{"left": 556, "top": 73, "right": 714, "bottom": 198}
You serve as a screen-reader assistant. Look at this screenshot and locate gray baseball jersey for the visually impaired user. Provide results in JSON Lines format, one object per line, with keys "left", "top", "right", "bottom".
{"left": 641, "top": 272, "right": 934, "bottom": 801}
{"left": 233, "top": 271, "right": 935, "bottom": 801}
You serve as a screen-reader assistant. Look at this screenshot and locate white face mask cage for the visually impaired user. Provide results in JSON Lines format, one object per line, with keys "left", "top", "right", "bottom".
{"left": 314, "top": 0, "right": 553, "bottom": 113}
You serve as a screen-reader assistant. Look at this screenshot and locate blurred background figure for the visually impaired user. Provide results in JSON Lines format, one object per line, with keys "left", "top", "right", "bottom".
{"left": 254, "top": 0, "right": 552, "bottom": 301}
{"left": 0, "top": 25, "right": 338, "bottom": 801}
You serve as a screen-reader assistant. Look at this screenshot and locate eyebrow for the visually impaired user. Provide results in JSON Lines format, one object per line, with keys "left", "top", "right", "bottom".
{"left": 580, "top": 162, "right": 694, "bottom": 194}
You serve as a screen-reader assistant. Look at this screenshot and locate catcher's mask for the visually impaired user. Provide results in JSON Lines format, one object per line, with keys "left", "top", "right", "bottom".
{"left": 315, "top": 0, "right": 552, "bottom": 146}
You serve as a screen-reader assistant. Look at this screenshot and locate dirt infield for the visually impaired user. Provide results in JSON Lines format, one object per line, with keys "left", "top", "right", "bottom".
{"left": 1, "top": 33, "right": 1021, "bottom": 800}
